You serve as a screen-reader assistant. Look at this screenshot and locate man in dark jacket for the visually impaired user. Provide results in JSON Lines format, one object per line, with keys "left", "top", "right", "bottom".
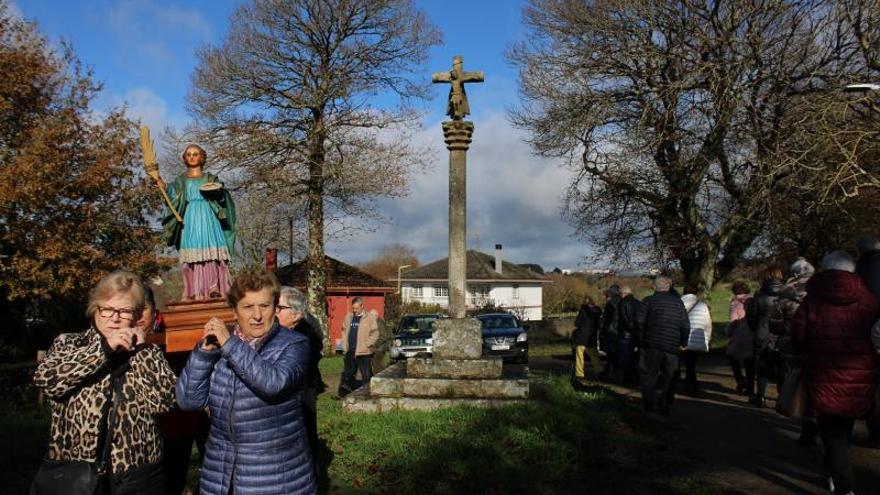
{"left": 599, "top": 285, "right": 622, "bottom": 380}
{"left": 855, "top": 236, "right": 880, "bottom": 447}
{"left": 639, "top": 276, "right": 690, "bottom": 414}
{"left": 571, "top": 297, "right": 602, "bottom": 385}
{"left": 792, "top": 250, "right": 878, "bottom": 495}
{"left": 618, "top": 286, "right": 645, "bottom": 386}
{"left": 745, "top": 267, "right": 785, "bottom": 407}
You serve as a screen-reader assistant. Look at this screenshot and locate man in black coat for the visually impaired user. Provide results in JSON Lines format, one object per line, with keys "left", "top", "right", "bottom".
{"left": 640, "top": 276, "right": 690, "bottom": 414}
{"left": 618, "top": 286, "right": 645, "bottom": 386}
{"left": 571, "top": 297, "right": 602, "bottom": 385}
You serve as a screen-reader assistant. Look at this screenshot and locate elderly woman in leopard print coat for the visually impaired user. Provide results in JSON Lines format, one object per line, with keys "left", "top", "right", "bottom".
{"left": 33, "top": 271, "right": 177, "bottom": 494}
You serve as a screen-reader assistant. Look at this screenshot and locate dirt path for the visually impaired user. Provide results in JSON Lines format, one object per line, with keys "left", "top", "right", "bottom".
{"left": 530, "top": 352, "right": 880, "bottom": 495}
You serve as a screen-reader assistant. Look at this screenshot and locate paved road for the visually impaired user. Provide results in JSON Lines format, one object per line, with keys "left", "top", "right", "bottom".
{"left": 529, "top": 352, "right": 880, "bottom": 495}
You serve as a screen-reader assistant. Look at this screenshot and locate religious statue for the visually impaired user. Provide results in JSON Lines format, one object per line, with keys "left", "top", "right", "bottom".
{"left": 140, "top": 127, "right": 236, "bottom": 300}
{"left": 433, "top": 55, "right": 484, "bottom": 121}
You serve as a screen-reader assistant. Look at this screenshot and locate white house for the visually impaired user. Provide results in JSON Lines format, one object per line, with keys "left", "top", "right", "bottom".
{"left": 396, "top": 245, "right": 549, "bottom": 321}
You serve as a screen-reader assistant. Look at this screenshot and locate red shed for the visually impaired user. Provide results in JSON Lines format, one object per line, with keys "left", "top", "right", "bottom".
{"left": 275, "top": 256, "right": 394, "bottom": 353}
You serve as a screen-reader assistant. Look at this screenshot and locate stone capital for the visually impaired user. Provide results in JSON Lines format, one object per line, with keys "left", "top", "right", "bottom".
{"left": 442, "top": 121, "right": 474, "bottom": 151}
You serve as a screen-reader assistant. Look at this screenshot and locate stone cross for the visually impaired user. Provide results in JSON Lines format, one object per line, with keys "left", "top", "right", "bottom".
{"left": 432, "top": 55, "right": 484, "bottom": 121}
{"left": 432, "top": 55, "right": 483, "bottom": 319}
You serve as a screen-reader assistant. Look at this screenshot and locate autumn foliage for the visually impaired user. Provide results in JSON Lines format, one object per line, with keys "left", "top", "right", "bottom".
{"left": 0, "top": 5, "right": 168, "bottom": 340}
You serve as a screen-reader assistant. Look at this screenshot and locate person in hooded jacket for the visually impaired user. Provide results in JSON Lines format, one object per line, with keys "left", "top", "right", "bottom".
{"left": 571, "top": 296, "right": 602, "bottom": 385}
{"left": 726, "top": 281, "right": 753, "bottom": 394}
{"left": 778, "top": 257, "right": 819, "bottom": 445}
{"left": 792, "top": 250, "right": 878, "bottom": 495}
{"left": 680, "top": 284, "right": 712, "bottom": 396}
{"left": 745, "top": 266, "right": 785, "bottom": 408}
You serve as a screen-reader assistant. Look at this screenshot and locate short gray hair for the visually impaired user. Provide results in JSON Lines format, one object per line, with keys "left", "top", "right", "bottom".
{"left": 788, "top": 257, "right": 815, "bottom": 279}
{"left": 279, "top": 286, "right": 307, "bottom": 313}
{"left": 654, "top": 276, "right": 672, "bottom": 292}
{"left": 621, "top": 285, "right": 632, "bottom": 296}
{"left": 856, "top": 236, "right": 880, "bottom": 255}
{"left": 351, "top": 296, "right": 364, "bottom": 306}
{"left": 822, "top": 250, "right": 856, "bottom": 273}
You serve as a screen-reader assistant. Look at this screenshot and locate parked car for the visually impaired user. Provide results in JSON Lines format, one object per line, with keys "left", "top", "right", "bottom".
{"left": 390, "top": 313, "right": 446, "bottom": 360}
{"left": 476, "top": 313, "right": 528, "bottom": 363}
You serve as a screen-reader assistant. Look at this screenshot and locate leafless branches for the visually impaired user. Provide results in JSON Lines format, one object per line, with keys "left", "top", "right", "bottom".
{"left": 510, "top": 0, "right": 878, "bottom": 292}
{"left": 187, "top": 0, "right": 441, "bottom": 346}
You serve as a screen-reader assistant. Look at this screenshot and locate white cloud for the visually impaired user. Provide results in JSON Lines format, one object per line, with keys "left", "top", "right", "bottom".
{"left": 106, "top": 0, "right": 213, "bottom": 66}
{"left": 326, "top": 114, "right": 591, "bottom": 272}
{"left": 104, "top": 86, "right": 188, "bottom": 134}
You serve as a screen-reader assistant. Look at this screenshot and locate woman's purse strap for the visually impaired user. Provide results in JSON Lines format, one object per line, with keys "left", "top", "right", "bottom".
{"left": 95, "top": 360, "right": 130, "bottom": 475}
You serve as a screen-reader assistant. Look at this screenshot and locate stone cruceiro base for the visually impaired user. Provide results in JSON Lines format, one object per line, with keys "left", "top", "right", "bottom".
{"left": 341, "top": 361, "right": 530, "bottom": 412}
{"left": 370, "top": 362, "right": 527, "bottom": 399}
{"left": 406, "top": 357, "right": 502, "bottom": 379}
{"left": 431, "top": 318, "right": 482, "bottom": 360}
{"left": 341, "top": 317, "right": 529, "bottom": 413}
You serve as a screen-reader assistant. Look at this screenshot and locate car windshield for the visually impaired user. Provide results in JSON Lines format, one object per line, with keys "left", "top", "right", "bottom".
{"left": 479, "top": 316, "right": 518, "bottom": 329}
{"left": 399, "top": 315, "right": 439, "bottom": 332}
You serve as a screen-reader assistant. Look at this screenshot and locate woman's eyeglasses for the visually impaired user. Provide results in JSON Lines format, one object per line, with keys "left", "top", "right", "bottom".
{"left": 97, "top": 306, "right": 136, "bottom": 320}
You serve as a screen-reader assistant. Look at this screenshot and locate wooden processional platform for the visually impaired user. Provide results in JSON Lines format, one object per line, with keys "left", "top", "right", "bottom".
{"left": 148, "top": 299, "right": 235, "bottom": 353}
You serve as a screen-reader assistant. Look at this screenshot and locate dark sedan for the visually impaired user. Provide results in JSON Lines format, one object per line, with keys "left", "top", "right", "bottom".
{"left": 476, "top": 313, "right": 528, "bottom": 363}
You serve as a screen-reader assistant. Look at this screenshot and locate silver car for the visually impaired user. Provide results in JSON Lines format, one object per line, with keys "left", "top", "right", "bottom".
{"left": 390, "top": 313, "right": 446, "bottom": 360}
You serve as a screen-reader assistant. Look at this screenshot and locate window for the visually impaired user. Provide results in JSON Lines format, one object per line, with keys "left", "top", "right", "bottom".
{"left": 512, "top": 284, "right": 520, "bottom": 299}
{"left": 469, "top": 284, "right": 490, "bottom": 297}
{"left": 411, "top": 285, "right": 423, "bottom": 298}
{"left": 434, "top": 285, "right": 448, "bottom": 297}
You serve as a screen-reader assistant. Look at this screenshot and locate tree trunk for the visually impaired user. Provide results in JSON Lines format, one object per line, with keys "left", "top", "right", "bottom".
{"left": 306, "top": 132, "right": 330, "bottom": 355}
{"left": 679, "top": 241, "right": 717, "bottom": 301}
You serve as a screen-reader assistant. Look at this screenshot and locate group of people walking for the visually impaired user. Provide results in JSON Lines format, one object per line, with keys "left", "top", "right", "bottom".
{"left": 729, "top": 248, "right": 880, "bottom": 495}
{"left": 31, "top": 268, "right": 323, "bottom": 495}
{"left": 571, "top": 278, "right": 713, "bottom": 411}
{"left": 572, "top": 242, "right": 880, "bottom": 495}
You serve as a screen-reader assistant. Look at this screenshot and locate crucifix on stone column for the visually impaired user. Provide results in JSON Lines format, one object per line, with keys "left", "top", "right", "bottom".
{"left": 432, "top": 55, "right": 484, "bottom": 121}
{"left": 432, "top": 55, "right": 483, "bottom": 319}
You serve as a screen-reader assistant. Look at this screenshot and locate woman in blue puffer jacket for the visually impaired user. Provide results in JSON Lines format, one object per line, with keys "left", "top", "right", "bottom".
{"left": 177, "top": 268, "right": 316, "bottom": 495}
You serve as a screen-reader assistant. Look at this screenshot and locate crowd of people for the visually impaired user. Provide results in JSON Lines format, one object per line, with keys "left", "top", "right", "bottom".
{"left": 31, "top": 268, "right": 326, "bottom": 495}
{"left": 571, "top": 241, "right": 880, "bottom": 495}
{"left": 28, "top": 241, "right": 880, "bottom": 494}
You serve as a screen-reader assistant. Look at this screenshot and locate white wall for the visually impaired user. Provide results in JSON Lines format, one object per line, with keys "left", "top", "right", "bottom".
{"left": 401, "top": 282, "right": 543, "bottom": 321}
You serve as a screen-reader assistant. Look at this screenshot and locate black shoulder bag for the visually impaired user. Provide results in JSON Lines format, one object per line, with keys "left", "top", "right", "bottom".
{"left": 31, "top": 361, "right": 129, "bottom": 495}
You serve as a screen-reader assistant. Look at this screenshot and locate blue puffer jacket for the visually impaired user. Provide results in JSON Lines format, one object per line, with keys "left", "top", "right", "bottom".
{"left": 177, "top": 324, "right": 316, "bottom": 495}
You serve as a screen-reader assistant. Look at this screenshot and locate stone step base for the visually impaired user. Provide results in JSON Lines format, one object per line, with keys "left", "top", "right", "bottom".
{"left": 369, "top": 362, "right": 528, "bottom": 399}
{"left": 341, "top": 386, "right": 528, "bottom": 413}
{"left": 406, "top": 357, "right": 503, "bottom": 379}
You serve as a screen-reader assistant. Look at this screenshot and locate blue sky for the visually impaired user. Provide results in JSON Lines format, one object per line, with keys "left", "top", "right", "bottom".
{"left": 15, "top": 0, "right": 593, "bottom": 271}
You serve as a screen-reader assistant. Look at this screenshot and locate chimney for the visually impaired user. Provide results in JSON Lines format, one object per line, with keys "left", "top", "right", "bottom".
{"left": 265, "top": 248, "right": 278, "bottom": 272}
{"left": 495, "top": 244, "right": 503, "bottom": 274}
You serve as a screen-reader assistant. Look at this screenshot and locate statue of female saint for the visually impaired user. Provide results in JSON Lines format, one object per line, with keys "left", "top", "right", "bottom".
{"left": 154, "top": 145, "right": 236, "bottom": 300}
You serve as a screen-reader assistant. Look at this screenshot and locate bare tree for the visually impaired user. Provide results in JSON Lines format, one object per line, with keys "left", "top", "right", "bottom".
{"left": 359, "top": 243, "right": 420, "bottom": 281}
{"left": 188, "top": 0, "right": 441, "bottom": 349}
{"left": 509, "top": 0, "right": 874, "bottom": 295}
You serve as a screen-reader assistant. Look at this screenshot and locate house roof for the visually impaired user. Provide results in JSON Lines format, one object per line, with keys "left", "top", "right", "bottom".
{"left": 276, "top": 256, "right": 392, "bottom": 290}
{"left": 398, "top": 250, "right": 549, "bottom": 283}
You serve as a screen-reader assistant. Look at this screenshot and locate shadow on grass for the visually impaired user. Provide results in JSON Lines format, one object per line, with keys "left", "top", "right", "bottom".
{"left": 323, "top": 376, "right": 713, "bottom": 494}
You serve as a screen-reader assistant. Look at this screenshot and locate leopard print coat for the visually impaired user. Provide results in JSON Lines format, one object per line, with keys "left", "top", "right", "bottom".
{"left": 34, "top": 328, "right": 177, "bottom": 474}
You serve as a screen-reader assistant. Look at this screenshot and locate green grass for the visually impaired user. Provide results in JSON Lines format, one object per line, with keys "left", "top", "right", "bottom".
{"left": 318, "top": 375, "right": 704, "bottom": 494}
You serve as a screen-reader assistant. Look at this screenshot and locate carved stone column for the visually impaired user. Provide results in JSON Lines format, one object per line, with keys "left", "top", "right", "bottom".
{"left": 442, "top": 120, "right": 474, "bottom": 319}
